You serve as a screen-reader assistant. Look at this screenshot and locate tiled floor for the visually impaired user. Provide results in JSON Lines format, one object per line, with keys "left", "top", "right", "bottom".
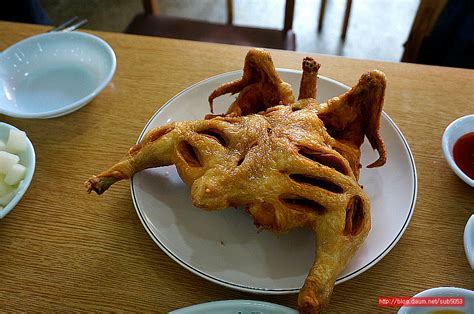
{"left": 42, "top": 0, "right": 419, "bottom": 62}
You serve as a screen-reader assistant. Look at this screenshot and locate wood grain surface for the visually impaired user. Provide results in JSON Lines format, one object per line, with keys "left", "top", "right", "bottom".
{"left": 0, "top": 21, "right": 472, "bottom": 313}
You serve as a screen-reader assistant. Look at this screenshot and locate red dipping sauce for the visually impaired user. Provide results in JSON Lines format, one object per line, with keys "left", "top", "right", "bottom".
{"left": 453, "top": 132, "right": 474, "bottom": 179}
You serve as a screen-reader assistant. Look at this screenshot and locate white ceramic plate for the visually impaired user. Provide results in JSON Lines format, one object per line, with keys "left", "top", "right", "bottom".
{"left": 0, "top": 31, "right": 116, "bottom": 119}
{"left": 170, "top": 300, "right": 297, "bottom": 314}
{"left": 131, "top": 69, "right": 417, "bottom": 294}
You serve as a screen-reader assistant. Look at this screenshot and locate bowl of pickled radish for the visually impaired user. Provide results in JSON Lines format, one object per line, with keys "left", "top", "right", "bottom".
{"left": 0, "top": 122, "right": 35, "bottom": 218}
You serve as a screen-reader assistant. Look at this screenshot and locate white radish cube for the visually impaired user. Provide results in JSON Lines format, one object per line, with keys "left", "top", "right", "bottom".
{"left": 0, "top": 176, "right": 14, "bottom": 196}
{"left": 0, "top": 139, "right": 6, "bottom": 151}
{"left": 4, "top": 163, "right": 26, "bottom": 186}
{"left": 6, "top": 129, "right": 27, "bottom": 153}
{"left": 0, "top": 189, "right": 16, "bottom": 206}
{"left": 0, "top": 151, "right": 20, "bottom": 174}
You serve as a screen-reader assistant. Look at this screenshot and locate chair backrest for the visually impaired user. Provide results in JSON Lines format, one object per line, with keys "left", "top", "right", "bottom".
{"left": 142, "top": 0, "right": 294, "bottom": 31}
{"left": 402, "top": 0, "right": 448, "bottom": 62}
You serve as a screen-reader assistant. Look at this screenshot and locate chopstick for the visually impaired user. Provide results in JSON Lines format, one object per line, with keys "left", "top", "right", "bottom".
{"left": 48, "top": 16, "right": 88, "bottom": 32}
{"left": 60, "top": 19, "right": 88, "bottom": 32}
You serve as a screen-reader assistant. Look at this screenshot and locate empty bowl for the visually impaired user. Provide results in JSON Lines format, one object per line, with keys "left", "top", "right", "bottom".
{"left": 0, "top": 122, "right": 35, "bottom": 218}
{"left": 398, "top": 287, "right": 474, "bottom": 314}
{"left": 170, "top": 300, "right": 297, "bottom": 314}
{"left": 0, "top": 31, "right": 116, "bottom": 118}
{"left": 442, "top": 114, "right": 474, "bottom": 187}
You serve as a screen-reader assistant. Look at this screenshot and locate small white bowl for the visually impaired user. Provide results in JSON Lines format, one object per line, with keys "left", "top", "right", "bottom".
{"left": 398, "top": 287, "right": 474, "bottom": 314}
{"left": 0, "top": 122, "right": 36, "bottom": 218}
{"left": 442, "top": 114, "right": 474, "bottom": 187}
{"left": 465, "top": 215, "right": 474, "bottom": 269}
{"left": 170, "top": 300, "right": 297, "bottom": 314}
{"left": 0, "top": 31, "right": 116, "bottom": 119}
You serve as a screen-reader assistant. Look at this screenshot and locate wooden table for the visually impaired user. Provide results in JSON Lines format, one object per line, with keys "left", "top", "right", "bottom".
{"left": 0, "top": 21, "right": 472, "bottom": 312}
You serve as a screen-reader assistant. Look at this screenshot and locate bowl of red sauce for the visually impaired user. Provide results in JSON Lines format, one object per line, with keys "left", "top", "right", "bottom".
{"left": 442, "top": 114, "right": 474, "bottom": 187}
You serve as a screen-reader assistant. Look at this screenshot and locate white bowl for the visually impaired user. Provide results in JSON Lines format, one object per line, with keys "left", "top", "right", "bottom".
{"left": 398, "top": 287, "right": 474, "bottom": 314}
{"left": 0, "top": 31, "right": 116, "bottom": 119}
{"left": 0, "top": 122, "right": 36, "bottom": 218}
{"left": 442, "top": 114, "right": 474, "bottom": 187}
{"left": 465, "top": 215, "right": 474, "bottom": 269}
{"left": 170, "top": 300, "right": 297, "bottom": 314}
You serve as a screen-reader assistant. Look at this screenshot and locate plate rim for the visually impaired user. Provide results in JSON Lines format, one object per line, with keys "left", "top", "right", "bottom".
{"left": 131, "top": 69, "right": 417, "bottom": 294}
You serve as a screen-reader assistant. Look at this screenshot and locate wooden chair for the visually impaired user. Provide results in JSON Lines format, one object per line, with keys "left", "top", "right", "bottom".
{"left": 318, "top": 0, "right": 353, "bottom": 40}
{"left": 126, "top": 0, "right": 296, "bottom": 50}
{"left": 401, "top": 0, "right": 448, "bottom": 63}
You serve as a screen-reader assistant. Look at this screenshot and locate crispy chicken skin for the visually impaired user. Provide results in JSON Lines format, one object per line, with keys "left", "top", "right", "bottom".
{"left": 298, "top": 57, "right": 321, "bottom": 101}
{"left": 206, "top": 48, "right": 386, "bottom": 179}
{"left": 317, "top": 70, "right": 387, "bottom": 174}
{"left": 207, "top": 48, "right": 294, "bottom": 117}
{"left": 85, "top": 48, "right": 387, "bottom": 313}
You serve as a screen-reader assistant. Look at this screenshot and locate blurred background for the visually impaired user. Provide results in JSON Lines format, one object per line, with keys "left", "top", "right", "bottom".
{"left": 1, "top": 0, "right": 472, "bottom": 68}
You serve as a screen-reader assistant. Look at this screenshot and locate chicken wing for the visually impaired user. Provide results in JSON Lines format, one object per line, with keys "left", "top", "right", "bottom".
{"left": 207, "top": 48, "right": 295, "bottom": 117}
{"left": 317, "top": 70, "right": 387, "bottom": 177}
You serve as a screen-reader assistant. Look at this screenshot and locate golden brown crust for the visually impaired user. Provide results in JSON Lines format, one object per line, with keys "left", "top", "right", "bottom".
{"left": 85, "top": 103, "right": 372, "bottom": 313}
{"left": 317, "top": 70, "right": 387, "bottom": 175}
{"left": 208, "top": 48, "right": 294, "bottom": 116}
{"left": 298, "top": 57, "right": 321, "bottom": 101}
{"left": 85, "top": 49, "right": 387, "bottom": 314}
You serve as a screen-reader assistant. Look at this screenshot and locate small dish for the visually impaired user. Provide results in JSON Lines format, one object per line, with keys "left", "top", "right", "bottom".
{"left": 170, "top": 300, "right": 297, "bottom": 314}
{"left": 0, "top": 122, "right": 35, "bottom": 218}
{"left": 465, "top": 215, "right": 474, "bottom": 269}
{"left": 0, "top": 31, "right": 116, "bottom": 119}
{"left": 442, "top": 114, "right": 474, "bottom": 187}
{"left": 398, "top": 287, "right": 474, "bottom": 314}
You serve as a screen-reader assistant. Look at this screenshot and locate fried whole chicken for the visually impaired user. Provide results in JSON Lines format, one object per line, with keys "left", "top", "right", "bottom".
{"left": 85, "top": 48, "right": 387, "bottom": 313}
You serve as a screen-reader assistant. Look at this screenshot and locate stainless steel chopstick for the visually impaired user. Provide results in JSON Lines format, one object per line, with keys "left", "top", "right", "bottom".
{"left": 48, "top": 17, "right": 88, "bottom": 33}
{"left": 60, "top": 19, "right": 88, "bottom": 32}
{"left": 48, "top": 16, "right": 80, "bottom": 32}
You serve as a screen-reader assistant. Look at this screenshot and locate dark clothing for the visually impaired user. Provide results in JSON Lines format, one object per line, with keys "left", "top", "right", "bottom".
{"left": 0, "top": 0, "right": 51, "bottom": 25}
{"left": 417, "top": 0, "right": 474, "bottom": 69}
